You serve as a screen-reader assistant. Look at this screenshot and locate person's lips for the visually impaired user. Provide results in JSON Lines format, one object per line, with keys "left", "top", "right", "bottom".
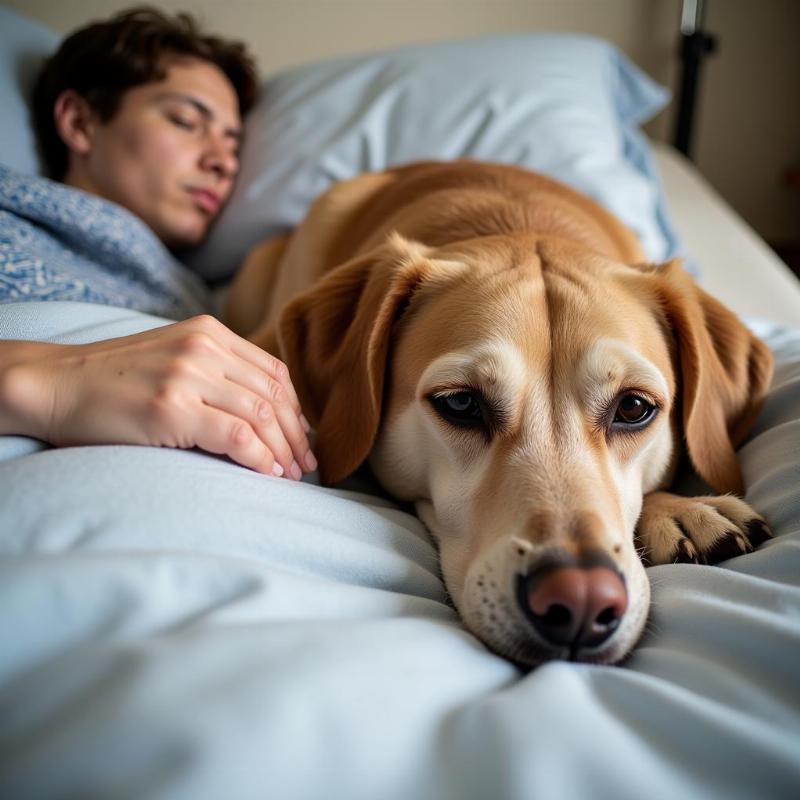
{"left": 187, "top": 188, "right": 222, "bottom": 215}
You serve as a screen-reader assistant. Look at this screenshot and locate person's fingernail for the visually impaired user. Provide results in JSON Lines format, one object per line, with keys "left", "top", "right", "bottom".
{"left": 272, "top": 462, "right": 284, "bottom": 477}
{"left": 305, "top": 451, "right": 318, "bottom": 472}
{"left": 290, "top": 460, "right": 302, "bottom": 480}
{"left": 300, "top": 414, "right": 311, "bottom": 433}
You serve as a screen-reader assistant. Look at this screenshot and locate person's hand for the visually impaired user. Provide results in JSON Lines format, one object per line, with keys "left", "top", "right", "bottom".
{"left": 0, "top": 315, "right": 316, "bottom": 479}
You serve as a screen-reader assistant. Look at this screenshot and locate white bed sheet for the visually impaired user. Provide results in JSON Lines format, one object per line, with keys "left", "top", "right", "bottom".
{"left": 1, "top": 317, "right": 800, "bottom": 799}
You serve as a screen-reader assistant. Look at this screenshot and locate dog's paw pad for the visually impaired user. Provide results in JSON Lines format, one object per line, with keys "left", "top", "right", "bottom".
{"left": 745, "top": 518, "right": 773, "bottom": 549}
{"left": 706, "top": 529, "right": 751, "bottom": 564}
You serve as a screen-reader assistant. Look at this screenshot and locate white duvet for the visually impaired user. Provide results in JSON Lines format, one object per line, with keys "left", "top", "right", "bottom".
{"left": 1, "top": 302, "right": 799, "bottom": 800}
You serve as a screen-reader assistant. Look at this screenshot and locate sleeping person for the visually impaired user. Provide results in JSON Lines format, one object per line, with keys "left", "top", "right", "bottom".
{"left": 0, "top": 6, "right": 317, "bottom": 482}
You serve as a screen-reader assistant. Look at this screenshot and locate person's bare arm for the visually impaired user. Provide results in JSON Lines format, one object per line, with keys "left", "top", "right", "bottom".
{"left": 0, "top": 314, "right": 315, "bottom": 479}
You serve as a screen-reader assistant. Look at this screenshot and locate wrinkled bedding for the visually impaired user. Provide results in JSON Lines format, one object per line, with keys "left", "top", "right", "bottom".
{"left": 1, "top": 301, "right": 799, "bottom": 800}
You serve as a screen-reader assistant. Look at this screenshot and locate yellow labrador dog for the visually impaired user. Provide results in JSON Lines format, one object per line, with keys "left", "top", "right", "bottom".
{"left": 226, "top": 160, "right": 773, "bottom": 667}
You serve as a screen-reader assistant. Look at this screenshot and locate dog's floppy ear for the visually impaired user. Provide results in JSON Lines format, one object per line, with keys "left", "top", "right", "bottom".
{"left": 277, "top": 233, "right": 438, "bottom": 485}
{"left": 653, "top": 259, "right": 773, "bottom": 495}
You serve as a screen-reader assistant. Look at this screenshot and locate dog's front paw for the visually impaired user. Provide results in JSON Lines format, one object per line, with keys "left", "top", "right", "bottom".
{"left": 636, "top": 492, "right": 772, "bottom": 566}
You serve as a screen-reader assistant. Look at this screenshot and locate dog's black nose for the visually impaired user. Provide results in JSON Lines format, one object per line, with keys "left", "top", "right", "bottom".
{"left": 519, "top": 560, "right": 627, "bottom": 650}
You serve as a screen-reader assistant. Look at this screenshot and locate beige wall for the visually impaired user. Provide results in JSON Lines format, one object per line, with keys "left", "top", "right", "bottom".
{"left": 695, "top": 0, "right": 800, "bottom": 244}
{"left": 1, "top": 0, "right": 679, "bottom": 82}
{"left": 4, "top": 0, "right": 797, "bottom": 243}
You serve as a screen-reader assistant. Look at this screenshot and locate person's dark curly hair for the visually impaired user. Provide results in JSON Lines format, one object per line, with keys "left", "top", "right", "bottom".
{"left": 32, "top": 5, "right": 258, "bottom": 179}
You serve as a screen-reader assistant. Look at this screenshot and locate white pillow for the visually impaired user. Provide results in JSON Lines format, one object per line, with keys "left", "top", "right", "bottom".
{"left": 0, "top": 6, "right": 58, "bottom": 175}
{"left": 185, "top": 33, "right": 679, "bottom": 282}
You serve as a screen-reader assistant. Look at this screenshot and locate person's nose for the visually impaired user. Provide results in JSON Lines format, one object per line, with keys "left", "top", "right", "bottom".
{"left": 200, "top": 133, "right": 238, "bottom": 184}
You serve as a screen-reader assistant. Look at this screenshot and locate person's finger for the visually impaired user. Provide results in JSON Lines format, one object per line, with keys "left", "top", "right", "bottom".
{"left": 226, "top": 334, "right": 304, "bottom": 416}
{"left": 217, "top": 360, "right": 314, "bottom": 472}
{"left": 191, "top": 404, "right": 284, "bottom": 477}
{"left": 200, "top": 379, "right": 313, "bottom": 478}
{"left": 254, "top": 379, "right": 316, "bottom": 475}
{"left": 172, "top": 316, "right": 308, "bottom": 428}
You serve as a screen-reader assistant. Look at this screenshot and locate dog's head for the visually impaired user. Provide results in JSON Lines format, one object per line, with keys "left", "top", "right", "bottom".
{"left": 277, "top": 232, "right": 772, "bottom": 666}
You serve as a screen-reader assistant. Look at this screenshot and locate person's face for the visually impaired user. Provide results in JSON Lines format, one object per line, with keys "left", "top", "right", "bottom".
{"left": 69, "top": 58, "right": 242, "bottom": 248}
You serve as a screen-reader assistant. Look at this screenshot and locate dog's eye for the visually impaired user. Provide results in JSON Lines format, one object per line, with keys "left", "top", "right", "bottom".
{"left": 612, "top": 394, "right": 657, "bottom": 428}
{"left": 429, "top": 391, "right": 487, "bottom": 429}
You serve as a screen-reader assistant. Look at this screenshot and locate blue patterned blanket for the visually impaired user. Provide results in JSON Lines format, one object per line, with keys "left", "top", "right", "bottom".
{"left": 0, "top": 165, "right": 210, "bottom": 320}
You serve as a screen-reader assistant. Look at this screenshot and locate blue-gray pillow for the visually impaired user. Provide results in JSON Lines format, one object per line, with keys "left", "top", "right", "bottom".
{"left": 187, "top": 34, "right": 679, "bottom": 282}
{"left": 0, "top": 6, "right": 58, "bottom": 175}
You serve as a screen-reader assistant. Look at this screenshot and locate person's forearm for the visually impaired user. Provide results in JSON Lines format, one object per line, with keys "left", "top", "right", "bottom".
{"left": 0, "top": 340, "right": 61, "bottom": 440}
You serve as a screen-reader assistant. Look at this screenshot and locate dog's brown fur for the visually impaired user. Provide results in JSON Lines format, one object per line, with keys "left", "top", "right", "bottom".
{"left": 226, "top": 160, "right": 774, "bottom": 665}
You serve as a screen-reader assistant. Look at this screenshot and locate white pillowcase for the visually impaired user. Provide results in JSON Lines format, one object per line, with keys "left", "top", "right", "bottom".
{"left": 0, "top": 6, "right": 58, "bottom": 176}
{"left": 185, "top": 33, "right": 678, "bottom": 282}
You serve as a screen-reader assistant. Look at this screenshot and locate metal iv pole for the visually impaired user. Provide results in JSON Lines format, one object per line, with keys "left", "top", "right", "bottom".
{"left": 673, "top": 0, "right": 717, "bottom": 160}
